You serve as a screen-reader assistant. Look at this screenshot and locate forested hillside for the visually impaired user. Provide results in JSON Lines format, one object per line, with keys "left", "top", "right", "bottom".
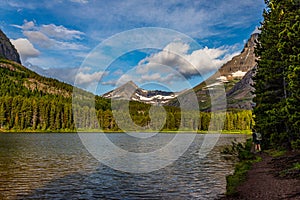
{"left": 0, "top": 28, "right": 255, "bottom": 132}
{"left": 0, "top": 58, "right": 78, "bottom": 131}
{"left": 254, "top": 0, "right": 300, "bottom": 149}
{"left": 0, "top": 58, "right": 253, "bottom": 132}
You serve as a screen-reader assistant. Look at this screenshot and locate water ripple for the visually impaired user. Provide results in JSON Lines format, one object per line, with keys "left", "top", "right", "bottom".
{"left": 0, "top": 133, "right": 248, "bottom": 199}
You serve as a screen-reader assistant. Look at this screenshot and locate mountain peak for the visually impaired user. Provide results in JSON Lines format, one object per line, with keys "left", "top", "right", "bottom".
{"left": 102, "top": 81, "right": 139, "bottom": 100}
{"left": 0, "top": 29, "right": 21, "bottom": 64}
{"left": 102, "top": 81, "right": 178, "bottom": 104}
{"left": 167, "top": 33, "right": 258, "bottom": 110}
{"left": 242, "top": 33, "right": 259, "bottom": 53}
{"left": 217, "top": 33, "right": 257, "bottom": 78}
{"left": 124, "top": 80, "right": 138, "bottom": 89}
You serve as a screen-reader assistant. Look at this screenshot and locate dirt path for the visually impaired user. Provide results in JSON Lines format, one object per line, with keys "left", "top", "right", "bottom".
{"left": 222, "top": 152, "right": 300, "bottom": 200}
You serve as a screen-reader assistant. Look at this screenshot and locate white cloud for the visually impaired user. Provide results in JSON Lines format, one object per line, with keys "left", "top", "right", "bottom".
{"left": 114, "top": 65, "right": 185, "bottom": 89}
{"left": 140, "top": 73, "right": 178, "bottom": 83}
{"left": 78, "top": 66, "right": 92, "bottom": 72}
{"left": 55, "top": 40, "right": 86, "bottom": 50}
{"left": 164, "top": 42, "right": 190, "bottom": 55}
{"left": 24, "top": 65, "right": 102, "bottom": 88}
{"left": 76, "top": 71, "right": 102, "bottom": 85}
{"left": 101, "top": 80, "right": 117, "bottom": 86}
{"left": 10, "top": 38, "right": 40, "bottom": 62}
{"left": 69, "top": 0, "right": 88, "bottom": 3}
{"left": 116, "top": 74, "right": 133, "bottom": 86}
{"left": 12, "top": 20, "right": 35, "bottom": 30}
{"left": 7, "top": 0, "right": 264, "bottom": 44}
{"left": 41, "top": 24, "right": 84, "bottom": 40}
{"left": 12, "top": 21, "right": 86, "bottom": 50}
{"left": 136, "top": 41, "right": 239, "bottom": 81}
{"left": 113, "top": 69, "right": 124, "bottom": 76}
{"left": 23, "top": 30, "right": 85, "bottom": 50}
{"left": 23, "top": 31, "right": 54, "bottom": 48}
{"left": 66, "top": 0, "right": 264, "bottom": 41}
{"left": 101, "top": 42, "right": 239, "bottom": 88}
{"left": 74, "top": 66, "right": 108, "bottom": 89}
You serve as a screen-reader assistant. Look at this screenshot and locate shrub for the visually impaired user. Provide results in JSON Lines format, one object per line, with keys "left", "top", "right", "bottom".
{"left": 291, "top": 139, "right": 300, "bottom": 150}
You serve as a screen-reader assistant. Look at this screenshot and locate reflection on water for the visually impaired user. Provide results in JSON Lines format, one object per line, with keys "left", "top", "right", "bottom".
{"left": 0, "top": 133, "right": 248, "bottom": 200}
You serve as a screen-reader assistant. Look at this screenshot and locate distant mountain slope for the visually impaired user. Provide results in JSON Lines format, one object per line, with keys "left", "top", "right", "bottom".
{"left": 102, "top": 81, "right": 180, "bottom": 105}
{"left": 0, "top": 30, "right": 21, "bottom": 64}
{"left": 103, "top": 34, "right": 258, "bottom": 109}
{"left": 226, "top": 66, "right": 256, "bottom": 109}
{"left": 0, "top": 59, "right": 73, "bottom": 98}
{"left": 167, "top": 33, "right": 258, "bottom": 110}
{"left": 0, "top": 30, "right": 111, "bottom": 131}
{"left": 216, "top": 33, "right": 258, "bottom": 78}
{"left": 0, "top": 29, "right": 254, "bottom": 132}
{"left": 0, "top": 29, "right": 74, "bottom": 98}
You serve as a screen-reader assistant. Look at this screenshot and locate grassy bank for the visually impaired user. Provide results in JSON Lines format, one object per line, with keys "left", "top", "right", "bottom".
{"left": 0, "top": 128, "right": 252, "bottom": 134}
{"left": 224, "top": 140, "right": 300, "bottom": 197}
{"left": 222, "top": 138, "right": 262, "bottom": 196}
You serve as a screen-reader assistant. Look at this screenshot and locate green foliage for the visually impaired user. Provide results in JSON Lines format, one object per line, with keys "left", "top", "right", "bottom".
{"left": 270, "top": 131, "right": 290, "bottom": 148}
{"left": 0, "top": 96, "right": 74, "bottom": 131}
{"left": 224, "top": 138, "right": 261, "bottom": 196}
{"left": 254, "top": 0, "right": 300, "bottom": 149}
{"left": 291, "top": 162, "right": 300, "bottom": 170}
{"left": 0, "top": 59, "right": 255, "bottom": 132}
{"left": 226, "top": 160, "right": 253, "bottom": 196}
{"left": 291, "top": 139, "right": 300, "bottom": 150}
{"left": 265, "top": 149, "right": 286, "bottom": 157}
{"left": 279, "top": 162, "right": 300, "bottom": 178}
{"left": 222, "top": 139, "right": 256, "bottom": 160}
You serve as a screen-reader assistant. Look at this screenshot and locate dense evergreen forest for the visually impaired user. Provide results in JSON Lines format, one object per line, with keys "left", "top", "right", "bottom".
{"left": 0, "top": 59, "right": 253, "bottom": 132}
{"left": 5, "top": 0, "right": 300, "bottom": 138}
{"left": 0, "top": 96, "right": 253, "bottom": 132}
{"left": 254, "top": 0, "right": 300, "bottom": 149}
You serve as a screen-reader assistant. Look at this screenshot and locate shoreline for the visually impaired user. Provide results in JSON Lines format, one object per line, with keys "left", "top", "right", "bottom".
{"left": 221, "top": 150, "right": 300, "bottom": 199}
{"left": 0, "top": 129, "right": 251, "bottom": 134}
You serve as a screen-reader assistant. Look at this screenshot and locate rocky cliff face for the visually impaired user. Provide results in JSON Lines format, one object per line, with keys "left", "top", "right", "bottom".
{"left": 0, "top": 29, "right": 21, "bottom": 64}
{"left": 226, "top": 66, "right": 256, "bottom": 109}
{"left": 105, "top": 34, "right": 259, "bottom": 109}
{"left": 210, "top": 33, "right": 258, "bottom": 81}
{"left": 167, "top": 33, "right": 258, "bottom": 110}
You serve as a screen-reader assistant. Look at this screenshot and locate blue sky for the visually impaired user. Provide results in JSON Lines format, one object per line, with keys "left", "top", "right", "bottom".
{"left": 0, "top": 0, "right": 265, "bottom": 94}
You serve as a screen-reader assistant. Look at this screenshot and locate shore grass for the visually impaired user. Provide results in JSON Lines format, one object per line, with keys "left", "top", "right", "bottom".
{"left": 223, "top": 138, "right": 262, "bottom": 196}
{"left": 226, "top": 156, "right": 262, "bottom": 195}
{"left": 225, "top": 147, "right": 299, "bottom": 196}
{"left": 0, "top": 128, "right": 252, "bottom": 134}
{"left": 264, "top": 149, "right": 287, "bottom": 157}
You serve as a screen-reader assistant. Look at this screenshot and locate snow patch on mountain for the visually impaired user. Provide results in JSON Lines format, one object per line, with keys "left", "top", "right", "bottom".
{"left": 102, "top": 81, "right": 179, "bottom": 105}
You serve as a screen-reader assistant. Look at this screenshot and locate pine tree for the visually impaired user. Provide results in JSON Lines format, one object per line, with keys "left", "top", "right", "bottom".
{"left": 277, "top": 1, "right": 300, "bottom": 144}
{"left": 254, "top": 0, "right": 300, "bottom": 148}
{"left": 0, "top": 102, "right": 6, "bottom": 128}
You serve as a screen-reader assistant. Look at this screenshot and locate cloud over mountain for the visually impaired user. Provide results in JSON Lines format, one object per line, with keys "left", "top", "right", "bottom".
{"left": 10, "top": 38, "right": 40, "bottom": 62}
{"left": 13, "top": 21, "right": 86, "bottom": 50}
{"left": 133, "top": 41, "right": 239, "bottom": 82}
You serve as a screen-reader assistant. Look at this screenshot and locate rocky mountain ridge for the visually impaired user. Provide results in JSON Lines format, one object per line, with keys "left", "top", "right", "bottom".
{"left": 0, "top": 30, "right": 75, "bottom": 98}
{"left": 1, "top": 28, "right": 258, "bottom": 110}
{"left": 0, "top": 29, "right": 21, "bottom": 64}
{"left": 167, "top": 33, "right": 258, "bottom": 110}
{"left": 104, "top": 33, "right": 258, "bottom": 109}
{"left": 102, "top": 81, "right": 180, "bottom": 105}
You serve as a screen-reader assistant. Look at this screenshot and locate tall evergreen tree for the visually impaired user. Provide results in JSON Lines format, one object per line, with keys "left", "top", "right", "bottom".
{"left": 254, "top": 0, "right": 300, "bottom": 148}
{"left": 278, "top": 0, "right": 300, "bottom": 144}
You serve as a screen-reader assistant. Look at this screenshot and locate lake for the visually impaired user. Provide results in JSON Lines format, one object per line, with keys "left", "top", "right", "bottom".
{"left": 0, "top": 133, "right": 248, "bottom": 199}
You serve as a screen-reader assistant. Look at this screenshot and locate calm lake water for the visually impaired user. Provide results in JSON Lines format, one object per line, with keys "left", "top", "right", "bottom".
{"left": 0, "top": 133, "right": 248, "bottom": 200}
